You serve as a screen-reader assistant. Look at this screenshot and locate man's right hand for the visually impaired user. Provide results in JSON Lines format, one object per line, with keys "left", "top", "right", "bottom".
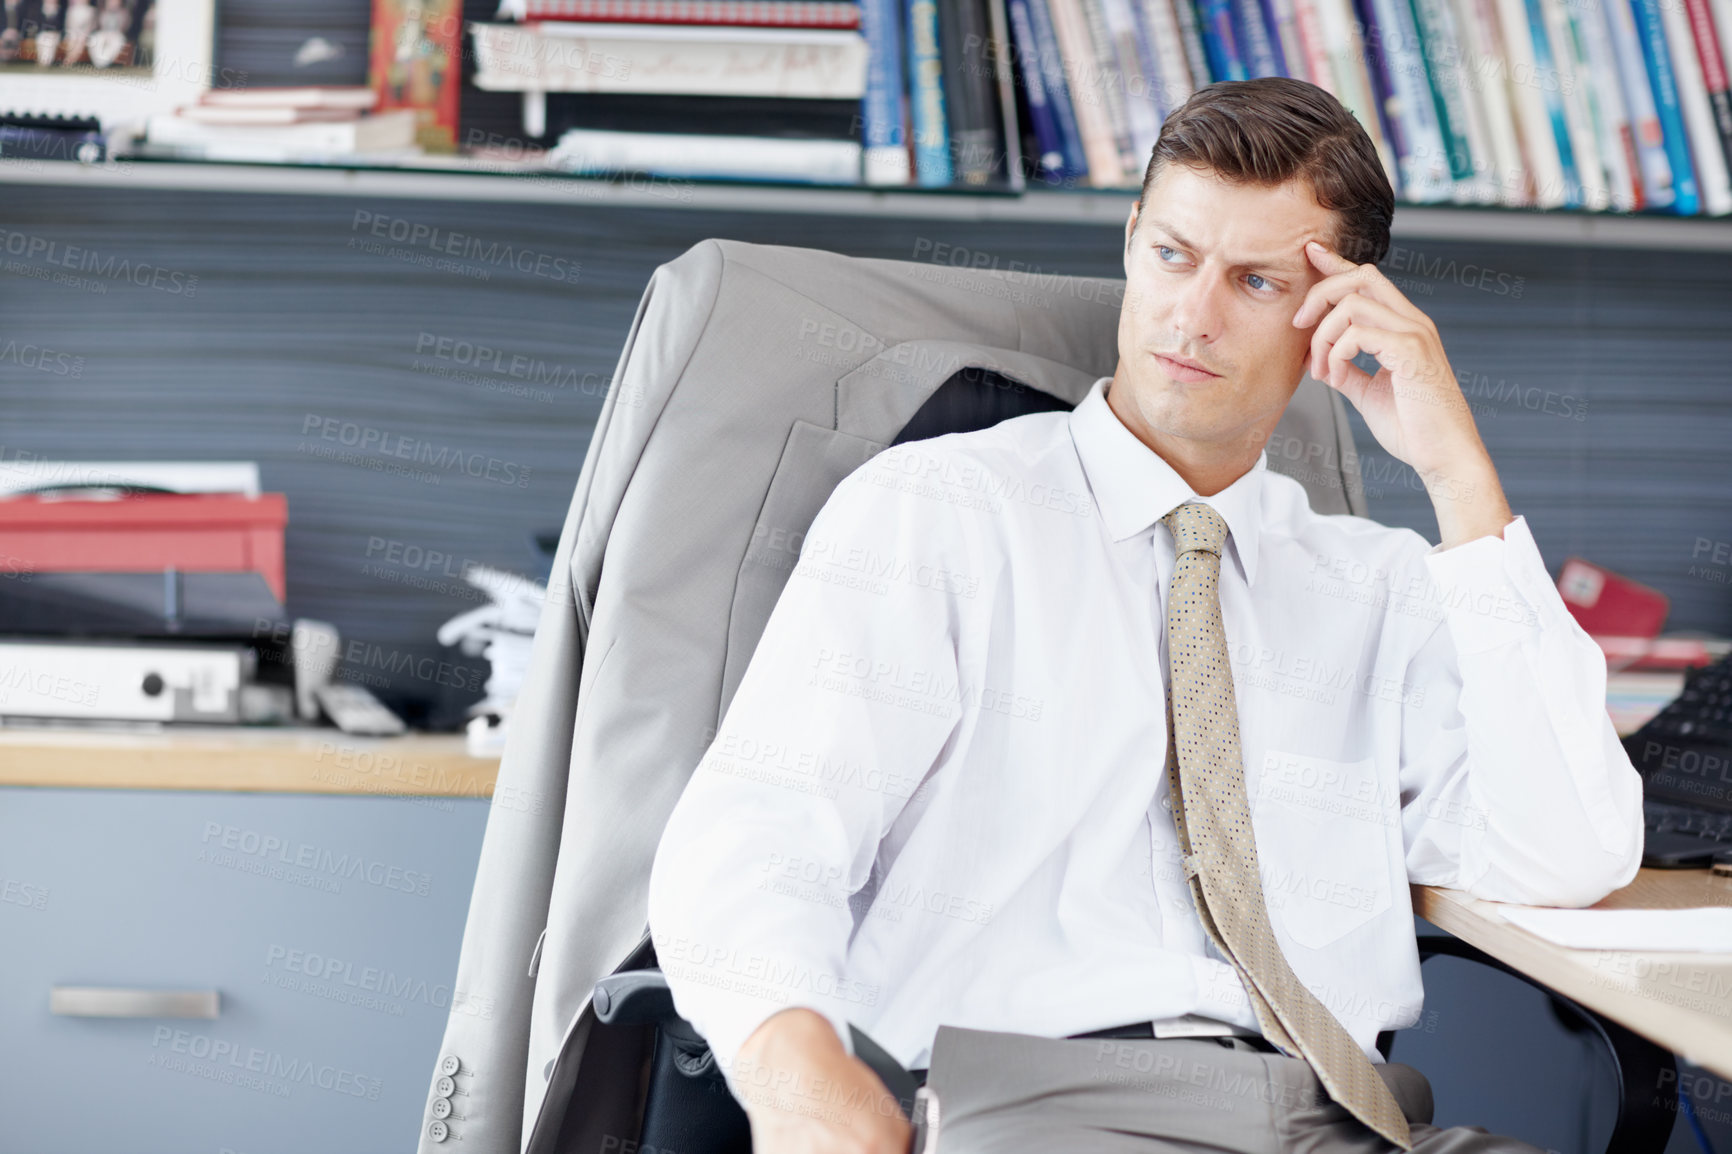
{"left": 728, "top": 1007, "right": 913, "bottom": 1154}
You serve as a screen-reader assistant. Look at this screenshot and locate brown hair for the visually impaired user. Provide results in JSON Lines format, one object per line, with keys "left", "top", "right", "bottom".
{"left": 1138, "top": 77, "right": 1395, "bottom": 266}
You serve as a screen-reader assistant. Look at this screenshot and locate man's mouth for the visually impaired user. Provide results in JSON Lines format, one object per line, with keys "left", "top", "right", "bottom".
{"left": 1152, "top": 351, "right": 1221, "bottom": 383}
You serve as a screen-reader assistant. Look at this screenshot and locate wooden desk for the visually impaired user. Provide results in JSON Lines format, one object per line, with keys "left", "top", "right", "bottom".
{"left": 0, "top": 725, "right": 500, "bottom": 797}
{"left": 1415, "top": 871, "right": 1732, "bottom": 1080}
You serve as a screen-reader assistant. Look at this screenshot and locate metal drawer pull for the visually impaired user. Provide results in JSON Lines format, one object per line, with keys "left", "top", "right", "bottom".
{"left": 50, "top": 987, "right": 220, "bottom": 1019}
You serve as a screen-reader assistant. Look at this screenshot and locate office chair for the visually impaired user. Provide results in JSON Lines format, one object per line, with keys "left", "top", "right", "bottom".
{"left": 419, "top": 240, "right": 1673, "bottom": 1154}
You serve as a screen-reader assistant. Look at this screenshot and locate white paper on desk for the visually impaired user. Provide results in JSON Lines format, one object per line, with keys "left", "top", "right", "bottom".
{"left": 1499, "top": 907, "right": 1732, "bottom": 952}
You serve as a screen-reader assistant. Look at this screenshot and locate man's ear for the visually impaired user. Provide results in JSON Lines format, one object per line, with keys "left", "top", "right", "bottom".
{"left": 1123, "top": 200, "right": 1138, "bottom": 275}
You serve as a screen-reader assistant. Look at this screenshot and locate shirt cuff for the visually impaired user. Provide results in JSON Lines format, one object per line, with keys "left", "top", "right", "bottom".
{"left": 1420, "top": 514, "right": 1550, "bottom": 656}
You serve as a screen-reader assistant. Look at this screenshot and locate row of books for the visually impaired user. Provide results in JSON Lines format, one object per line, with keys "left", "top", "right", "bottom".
{"left": 982, "top": 0, "right": 1732, "bottom": 210}
{"left": 476, "top": 0, "right": 1732, "bottom": 210}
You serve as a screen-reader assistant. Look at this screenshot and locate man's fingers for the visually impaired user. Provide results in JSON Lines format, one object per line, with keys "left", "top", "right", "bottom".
{"left": 1304, "top": 239, "right": 1358, "bottom": 276}
{"left": 1322, "top": 322, "right": 1383, "bottom": 410}
{"left": 1308, "top": 292, "right": 1417, "bottom": 380}
{"left": 1294, "top": 243, "right": 1430, "bottom": 331}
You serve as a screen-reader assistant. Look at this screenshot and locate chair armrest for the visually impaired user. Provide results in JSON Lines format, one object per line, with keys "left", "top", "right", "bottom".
{"left": 593, "top": 967, "right": 919, "bottom": 1120}
{"left": 1384, "top": 935, "right": 1677, "bottom": 1154}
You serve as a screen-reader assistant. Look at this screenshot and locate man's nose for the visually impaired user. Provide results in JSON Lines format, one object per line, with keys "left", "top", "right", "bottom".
{"left": 1167, "top": 268, "right": 1227, "bottom": 346}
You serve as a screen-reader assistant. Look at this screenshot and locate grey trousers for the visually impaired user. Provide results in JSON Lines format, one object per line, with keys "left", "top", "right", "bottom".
{"left": 918, "top": 1026, "right": 1549, "bottom": 1154}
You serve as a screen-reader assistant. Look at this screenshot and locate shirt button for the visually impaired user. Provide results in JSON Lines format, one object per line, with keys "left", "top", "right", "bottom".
{"left": 432, "top": 1097, "right": 453, "bottom": 1120}
{"left": 428, "top": 1120, "right": 450, "bottom": 1143}
{"left": 436, "top": 1075, "right": 455, "bottom": 1097}
{"left": 439, "top": 1054, "right": 461, "bottom": 1077}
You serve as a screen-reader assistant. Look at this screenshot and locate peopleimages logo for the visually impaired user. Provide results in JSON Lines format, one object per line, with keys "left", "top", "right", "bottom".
{"left": 349, "top": 211, "right": 581, "bottom": 283}
{"left": 0, "top": 228, "right": 199, "bottom": 295}
{"left": 199, "top": 822, "right": 433, "bottom": 896}
{"left": 299, "top": 414, "right": 533, "bottom": 488}
{"left": 149, "top": 1027, "right": 382, "bottom": 1099}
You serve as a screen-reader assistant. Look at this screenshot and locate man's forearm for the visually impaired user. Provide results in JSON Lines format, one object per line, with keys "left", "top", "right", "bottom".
{"left": 1423, "top": 449, "right": 1513, "bottom": 551}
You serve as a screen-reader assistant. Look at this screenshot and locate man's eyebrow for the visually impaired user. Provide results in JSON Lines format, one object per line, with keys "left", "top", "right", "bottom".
{"left": 1142, "top": 217, "right": 1310, "bottom": 276}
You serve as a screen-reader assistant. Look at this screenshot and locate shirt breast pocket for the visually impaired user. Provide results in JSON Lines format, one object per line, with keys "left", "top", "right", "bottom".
{"left": 1250, "top": 751, "right": 1395, "bottom": 951}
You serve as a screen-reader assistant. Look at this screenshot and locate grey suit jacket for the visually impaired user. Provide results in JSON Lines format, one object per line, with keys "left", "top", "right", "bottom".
{"left": 416, "top": 238, "right": 1367, "bottom": 1154}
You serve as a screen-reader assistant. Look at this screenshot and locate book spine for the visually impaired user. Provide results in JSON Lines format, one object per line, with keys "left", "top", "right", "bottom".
{"left": 1569, "top": 0, "right": 1639, "bottom": 210}
{"left": 1291, "top": 0, "right": 1336, "bottom": 86}
{"left": 1354, "top": 0, "right": 1412, "bottom": 181}
{"left": 1199, "top": 0, "right": 1249, "bottom": 78}
{"left": 1124, "top": 0, "right": 1174, "bottom": 120}
{"left": 1606, "top": 0, "right": 1673, "bottom": 207}
{"left": 1026, "top": 0, "right": 1093, "bottom": 176}
{"left": 1658, "top": 0, "right": 1732, "bottom": 211}
{"left": 1632, "top": 0, "right": 1701, "bottom": 212}
{"left": 1231, "top": 0, "right": 1283, "bottom": 74}
{"left": 985, "top": 0, "right": 1028, "bottom": 188}
{"left": 1137, "top": 0, "right": 1196, "bottom": 113}
{"left": 907, "top": 0, "right": 954, "bottom": 184}
{"left": 1451, "top": 0, "right": 1523, "bottom": 202}
{"left": 1714, "top": 0, "right": 1732, "bottom": 92}
{"left": 862, "top": 0, "right": 911, "bottom": 183}
{"left": 1170, "top": 0, "right": 1215, "bottom": 84}
{"left": 1011, "top": 0, "right": 1073, "bottom": 179}
{"left": 1435, "top": 0, "right": 1500, "bottom": 201}
{"left": 1373, "top": 0, "right": 1453, "bottom": 198}
{"left": 1048, "top": 0, "right": 1127, "bottom": 182}
{"left": 942, "top": 0, "right": 1002, "bottom": 184}
{"left": 1102, "top": 0, "right": 1165, "bottom": 148}
{"left": 1520, "top": 0, "right": 1582, "bottom": 205}
{"left": 1490, "top": 0, "right": 1559, "bottom": 203}
{"left": 1539, "top": 0, "right": 1607, "bottom": 208}
{"left": 1683, "top": 0, "right": 1732, "bottom": 176}
{"left": 1078, "top": 0, "right": 1138, "bottom": 169}
{"left": 1408, "top": 0, "right": 1477, "bottom": 184}
{"left": 1315, "top": 0, "right": 1399, "bottom": 188}
{"left": 1260, "top": 0, "right": 1297, "bottom": 74}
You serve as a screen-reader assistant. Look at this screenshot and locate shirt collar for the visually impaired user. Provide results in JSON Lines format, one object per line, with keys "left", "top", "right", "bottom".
{"left": 1068, "top": 375, "right": 1265, "bottom": 586}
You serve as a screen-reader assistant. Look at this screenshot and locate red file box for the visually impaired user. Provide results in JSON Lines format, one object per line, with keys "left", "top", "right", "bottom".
{"left": 0, "top": 492, "right": 289, "bottom": 603}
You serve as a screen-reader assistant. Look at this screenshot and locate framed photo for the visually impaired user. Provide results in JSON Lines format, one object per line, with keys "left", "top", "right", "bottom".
{"left": 0, "top": 0, "right": 215, "bottom": 127}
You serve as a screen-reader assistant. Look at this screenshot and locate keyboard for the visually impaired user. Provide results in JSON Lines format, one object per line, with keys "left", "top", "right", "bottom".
{"left": 1625, "top": 652, "right": 1732, "bottom": 866}
{"left": 1644, "top": 799, "right": 1732, "bottom": 843}
{"left": 1639, "top": 662, "right": 1732, "bottom": 747}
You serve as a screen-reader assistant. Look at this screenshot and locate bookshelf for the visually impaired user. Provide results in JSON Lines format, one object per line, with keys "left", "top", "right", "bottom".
{"left": 5, "top": 156, "right": 1732, "bottom": 250}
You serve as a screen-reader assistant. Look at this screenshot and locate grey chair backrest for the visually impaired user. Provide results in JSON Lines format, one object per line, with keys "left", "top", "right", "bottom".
{"left": 417, "top": 238, "right": 1368, "bottom": 1154}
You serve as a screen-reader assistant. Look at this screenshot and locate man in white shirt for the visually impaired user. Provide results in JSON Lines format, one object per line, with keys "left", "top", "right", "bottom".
{"left": 647, "top": 76, "right": 1644, "bottom": 1154}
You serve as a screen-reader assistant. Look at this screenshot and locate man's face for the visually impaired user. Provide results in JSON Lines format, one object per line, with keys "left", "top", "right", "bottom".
{"left": 1115, "top": 163, "right": 1338, "bottom": 462}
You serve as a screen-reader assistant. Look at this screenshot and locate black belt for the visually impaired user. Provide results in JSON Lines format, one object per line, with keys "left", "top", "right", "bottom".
{"left": 904, "top": 1022, "right": 1279, "bottom": 1084}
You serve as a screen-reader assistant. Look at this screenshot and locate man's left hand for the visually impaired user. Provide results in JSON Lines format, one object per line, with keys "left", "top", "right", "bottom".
{"left": 1291, "top": 240, "right": 1512, "bottom": 548}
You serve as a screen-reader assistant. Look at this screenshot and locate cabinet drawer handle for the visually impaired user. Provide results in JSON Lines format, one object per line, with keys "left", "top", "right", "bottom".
{"left": 50, "top": 987, "right": 220, "bottom": 1019}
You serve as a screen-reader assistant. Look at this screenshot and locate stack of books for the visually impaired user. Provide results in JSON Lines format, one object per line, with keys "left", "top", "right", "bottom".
{"left": 996, "top": 0, "right": 1732, "bottom": 212}
{"left": 471, "top": 0, "right": 875, "bottom": 184}
{"left": 142, "top": 87, "right": 421, "bottom": 163}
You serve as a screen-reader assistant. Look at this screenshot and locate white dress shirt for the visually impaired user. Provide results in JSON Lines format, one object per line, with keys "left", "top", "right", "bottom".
{"left": 647, "top": 375, "right": 1644, "bottom": 1087}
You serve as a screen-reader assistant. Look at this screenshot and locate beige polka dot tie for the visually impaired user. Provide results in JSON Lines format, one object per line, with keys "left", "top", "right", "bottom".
{"left": 1161, "top": 501, "right": 1413, "bottom": 1150}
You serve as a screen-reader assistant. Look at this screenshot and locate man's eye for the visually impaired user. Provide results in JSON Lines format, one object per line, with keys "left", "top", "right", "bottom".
{"left": 1246, "top": 273, "right": 1273, "bottom": 292}
{"left": 1157, "top": 245, "right": 1180, "bottom": 262}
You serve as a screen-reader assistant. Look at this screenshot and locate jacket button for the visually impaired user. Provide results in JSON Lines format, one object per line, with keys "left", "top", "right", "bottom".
{"left": 439, "top": 1054, "right": 461, "bottom": 1077}
{"left": 436, "top": 1075, "right": 455, "bottom": 1097}
{"left": 428, "top": 1120, "right": 450, "bottom": 1143}
{"left": 432, "top": 1097, "right": 453, "bottom": 1120}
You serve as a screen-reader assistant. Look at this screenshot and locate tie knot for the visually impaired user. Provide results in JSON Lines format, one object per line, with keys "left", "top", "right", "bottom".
{"left": 1163, "top": 501, "right": 1229, "bottom": 556}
